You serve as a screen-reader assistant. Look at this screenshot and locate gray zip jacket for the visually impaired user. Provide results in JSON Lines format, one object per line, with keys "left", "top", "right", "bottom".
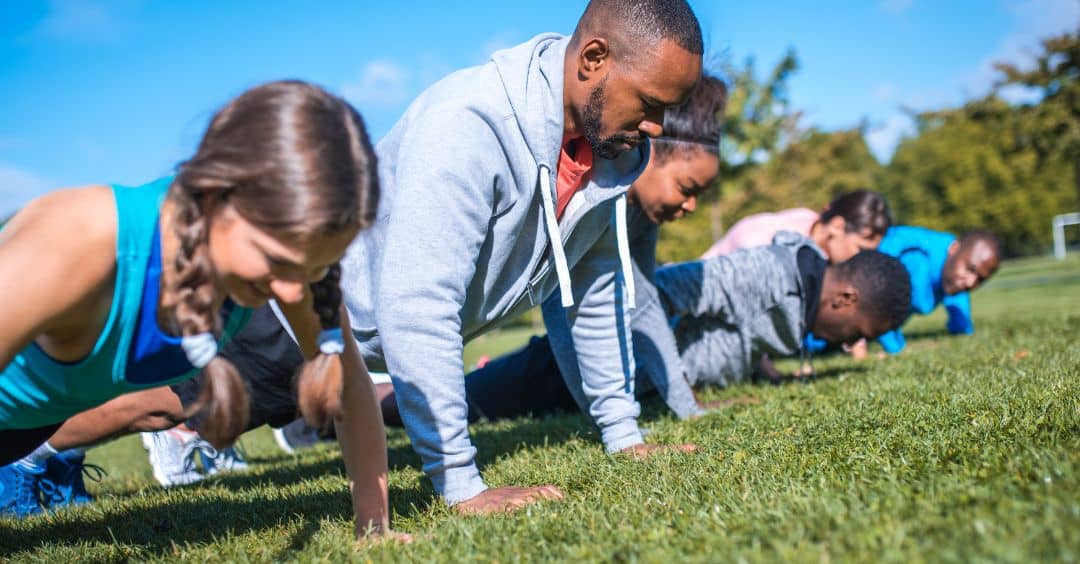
{"left": 546, "top": 208, "right": 702, "bottom": 420}
{"left": 340, "top": 34, "right": 647, "bottom": 504}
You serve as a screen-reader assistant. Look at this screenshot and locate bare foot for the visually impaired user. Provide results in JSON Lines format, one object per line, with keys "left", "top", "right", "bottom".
{"left": 453, "top": 485, "right": 564, "bottom": 515}
{"left": 617, "top": 443, "right": 698, "bottom": 460}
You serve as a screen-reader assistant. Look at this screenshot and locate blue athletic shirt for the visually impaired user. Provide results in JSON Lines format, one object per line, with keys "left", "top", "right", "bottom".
{"left": 875, "top": 225, "right": 973, "bottom": 354}
{"left": 0, "top": 177, "right": 252, "bottom": 429}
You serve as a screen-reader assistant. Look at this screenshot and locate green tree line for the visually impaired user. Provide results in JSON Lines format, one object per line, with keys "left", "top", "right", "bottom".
{"left": 658, "top": 30, "right": 1080, "bottom": 262}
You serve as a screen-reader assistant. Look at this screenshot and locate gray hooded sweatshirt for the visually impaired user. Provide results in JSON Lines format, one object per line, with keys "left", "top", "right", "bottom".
{"left": 546, "top": 207, "right": 703, "bottom": 420}
{"left": 340, "top": 34, "right": 647, "bottom": 504}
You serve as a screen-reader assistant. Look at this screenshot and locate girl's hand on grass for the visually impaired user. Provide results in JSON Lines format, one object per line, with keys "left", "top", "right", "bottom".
{"left": 618, "top": 443, "right": 698, "bottom": 460}
{"left": 354, "top": 529, "right": 414, "bottom": 550}
{"left": 454, "top": 485, "right": 565, "bottom": 515}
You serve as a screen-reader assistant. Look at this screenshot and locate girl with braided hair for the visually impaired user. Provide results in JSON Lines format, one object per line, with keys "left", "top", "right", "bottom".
{"left": 0, "top": 81, "right": 398, "bottom": 540}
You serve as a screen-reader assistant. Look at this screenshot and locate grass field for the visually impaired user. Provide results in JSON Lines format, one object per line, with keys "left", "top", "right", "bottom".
{"left": 2, "top": 256, "right": 1078, "bottom": 562}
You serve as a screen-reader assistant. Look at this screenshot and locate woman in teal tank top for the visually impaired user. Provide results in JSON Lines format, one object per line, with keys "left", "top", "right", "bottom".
{"left": 0, "top": 81, "right": 401, "bottom": 539}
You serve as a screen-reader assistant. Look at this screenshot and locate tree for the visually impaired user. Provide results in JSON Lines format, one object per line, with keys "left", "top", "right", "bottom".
{"left": 883, "top": 96, "right": 1074, "bottom": 256}
{"left": 995, "top": 30, "right": 1080, "bottom": 211}
{"left": 726, "top": 126, "right": 883, "bottom": 220}
{"left": 657, "top": 51, "right": 801, "bottom": 263}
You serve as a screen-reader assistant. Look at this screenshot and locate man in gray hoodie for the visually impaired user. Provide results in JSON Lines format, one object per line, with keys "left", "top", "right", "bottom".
{"left": 338, "top": 0, "right": 704, "bottom": 513}
{"left": 34, "top": 0, "right": 705, "bottom": 516}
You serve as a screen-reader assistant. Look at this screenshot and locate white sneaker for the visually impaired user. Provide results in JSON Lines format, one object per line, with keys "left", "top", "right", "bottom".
{"left": 141, "top": 429, "right": 204, "bottom": 487}
{"left": 199, "top": 442, "right": 249, "bottom": 476}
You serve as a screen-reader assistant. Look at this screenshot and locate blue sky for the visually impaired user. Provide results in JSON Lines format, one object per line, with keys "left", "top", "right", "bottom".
{"left": 1, "top": 0, "right": 1076, "bottom": 217}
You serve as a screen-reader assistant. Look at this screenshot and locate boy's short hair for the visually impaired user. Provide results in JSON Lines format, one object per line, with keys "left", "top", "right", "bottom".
{"left": 833, "top": 250, "right": 912, "bottom": 331}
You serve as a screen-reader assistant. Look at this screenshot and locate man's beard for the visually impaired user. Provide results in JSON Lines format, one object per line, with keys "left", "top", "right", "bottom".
{"left": 581, "top": 77, "right": 641, "bottom": 160}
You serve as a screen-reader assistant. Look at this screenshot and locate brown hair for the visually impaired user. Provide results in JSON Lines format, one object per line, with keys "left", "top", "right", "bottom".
{"left": 163, "top": 80, "right": 378, "bottom": 447}
{"left": 820, "top": 190, "right": 893, "bottom": 239}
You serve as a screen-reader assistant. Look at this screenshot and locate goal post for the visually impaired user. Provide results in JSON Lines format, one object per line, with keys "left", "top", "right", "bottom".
{"left": 1053, "top": 212, "right": 1080, "bottom": 260}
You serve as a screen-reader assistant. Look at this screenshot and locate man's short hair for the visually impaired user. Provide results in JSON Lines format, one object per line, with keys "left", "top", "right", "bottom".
{"left": 959, "top": 229, "right": 1002, "bottom": 259}
{"left": 834, "top": 250, "right": 912, "bottom": 331}
{"left": 575, "top": 0, "right": 704, "bottom": 56}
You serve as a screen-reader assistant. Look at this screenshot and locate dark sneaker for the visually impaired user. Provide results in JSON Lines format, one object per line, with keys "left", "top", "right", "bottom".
{"left": 0, "top": 462, "right": 44, "bottom": 518}
{"left": 272, "top": 419, "right": 325, "bottom": 454}
{"left": 40, "top": 450, "right": 105, "bottom": 508}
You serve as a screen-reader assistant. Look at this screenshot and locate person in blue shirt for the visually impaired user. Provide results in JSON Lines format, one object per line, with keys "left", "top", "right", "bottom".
{"left": 875, "top": 226, "right": 1002, "bottom": 353}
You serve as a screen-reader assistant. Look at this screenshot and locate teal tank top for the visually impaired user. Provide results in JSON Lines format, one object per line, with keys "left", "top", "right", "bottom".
{"left": 0, "top": 178, "right": 252, "bottom": 429}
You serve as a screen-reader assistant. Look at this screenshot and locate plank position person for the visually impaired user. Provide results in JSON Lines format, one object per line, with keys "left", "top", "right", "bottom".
{"left": 446, "top": 237, "right": 913, "bottom": 422}
{"left": 21, "top": 0, "right": 707, "bottom": 517}
{"left": 0, "top": 81, "right": 397, "bottom": 542}
{"left": 874, "top": 226, "right": 1001, "bottom": 354}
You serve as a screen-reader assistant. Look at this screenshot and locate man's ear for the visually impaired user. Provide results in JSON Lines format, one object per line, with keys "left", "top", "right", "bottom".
{"left": 947, "top": 240, "right": 960, "bottom": 258}
{"left": 831, "top": 283, "right": 859, "bottom": 309}
{"left": 578, "top": 38, "right": 611, "bottom": 78}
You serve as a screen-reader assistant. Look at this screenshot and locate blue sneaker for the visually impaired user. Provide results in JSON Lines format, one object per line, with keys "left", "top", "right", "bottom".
{"left": 0, "top": 462, "right": 44, "bottom": 518}
{"left": 39, "top": 450, "right": 105, "bottom": 509}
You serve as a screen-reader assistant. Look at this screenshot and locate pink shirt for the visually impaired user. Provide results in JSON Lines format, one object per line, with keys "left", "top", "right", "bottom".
{"left": 701, "top": 207, "right": 820, "bottom": 259}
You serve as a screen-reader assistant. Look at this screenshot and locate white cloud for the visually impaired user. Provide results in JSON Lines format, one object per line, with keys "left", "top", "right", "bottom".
{"left": 961, "top": 0, "right": 1079, "bottom": 96}
{"left": 0, "top": 164, "right": 53, "bottom": 219}
{"left": 342, "top": 60, "right": 411, "bottom": 108}
{"left": 880, "top": 0, "right": 914, "bottom": 15}
{"left": 871, "top": 83, "right": 898, "bottom": 104}
{"left": 32, "top": 0, "right": 139, "bottom": 42}
{"left": 865, "top": 113, "right": 916, "bottom": 163}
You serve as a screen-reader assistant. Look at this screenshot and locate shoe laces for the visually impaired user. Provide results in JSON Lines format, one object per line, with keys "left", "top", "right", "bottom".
{"left": 13, "top": 468, "right": 40, "bottom": 509}
{"left": 154, "top": 432, "right": 202, "bottom": 473}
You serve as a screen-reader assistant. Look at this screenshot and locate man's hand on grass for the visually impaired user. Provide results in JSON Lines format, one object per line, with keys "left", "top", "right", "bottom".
{"left": 454, "top": 485, "right": 565, "bottom": 515}
{"left": 697, "top": 396, "right": 761, "bottom": 411}
{"left": 617, "top": 443, "right": 698, "bottom": 460}
{"left": 844, "top": 338, "right": 869, "bottom": 360}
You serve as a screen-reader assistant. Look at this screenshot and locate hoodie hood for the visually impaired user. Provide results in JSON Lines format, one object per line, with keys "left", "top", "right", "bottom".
{"left": 491, "top": 34, "right": 645, "bottom": 308}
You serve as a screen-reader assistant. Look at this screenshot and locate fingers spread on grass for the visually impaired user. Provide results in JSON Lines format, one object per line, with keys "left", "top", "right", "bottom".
{"left": 453, "top": 485, "right": 565, "bottom": 516}
{"left": 354, "top": 530, "right": 414, "bottom": 551}
{"left": 618, "top": 443, "right": 699, "bottom": 460}
{"left": 699, "top": 396, "right": 761, "bottom": 410}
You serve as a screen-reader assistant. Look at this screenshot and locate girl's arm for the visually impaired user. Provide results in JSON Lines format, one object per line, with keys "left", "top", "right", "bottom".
{"left": 0, "top": 187, "right": 116, "bottom": 369}
{"left": 277, "top": 300, "right": 393, "bottom": 540}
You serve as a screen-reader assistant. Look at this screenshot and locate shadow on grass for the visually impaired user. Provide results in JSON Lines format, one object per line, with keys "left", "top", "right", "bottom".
{"left": 0, "top": 455, "right": 435, "bottom": 559}
{"left": 0, "top": 479, "right": 428, "bottom": 560}
{"left": 748, "top": 363, "right": 871, "bottom": 386}
{"left": 900, "top": 327, "right": 952, "bottom": 341}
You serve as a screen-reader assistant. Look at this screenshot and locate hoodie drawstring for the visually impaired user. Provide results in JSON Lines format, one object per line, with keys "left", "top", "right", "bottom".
{"left": 537, "top": 165, "right": 636, "bottom": 311}
{"left": 538, "top": 164, "right": 575, "bottom": 307}
{"left": 614, "top": 194, "right": 636, "bottom": 309}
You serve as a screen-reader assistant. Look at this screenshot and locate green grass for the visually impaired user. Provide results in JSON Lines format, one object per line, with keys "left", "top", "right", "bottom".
{"left": 2, "top": 257, "right": 1078, "bottom": 562}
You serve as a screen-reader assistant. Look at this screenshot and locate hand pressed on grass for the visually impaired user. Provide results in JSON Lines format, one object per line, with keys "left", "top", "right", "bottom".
{"left": 617, "top": 443, "right": 698, "bottom": 460}
{"left": 697, "top": 396, "right": 760, "bottom": 411}
{"left": 454, "top": 485, "right": 565, "bottom": 515}
{"left": 354, "top": 529, "right": 414, "bottom": 550}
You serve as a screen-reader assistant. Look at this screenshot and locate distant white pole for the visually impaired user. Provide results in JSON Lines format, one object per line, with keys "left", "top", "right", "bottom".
{"left": 1053, "top": 212, "right": 1080, "bottom": 260}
